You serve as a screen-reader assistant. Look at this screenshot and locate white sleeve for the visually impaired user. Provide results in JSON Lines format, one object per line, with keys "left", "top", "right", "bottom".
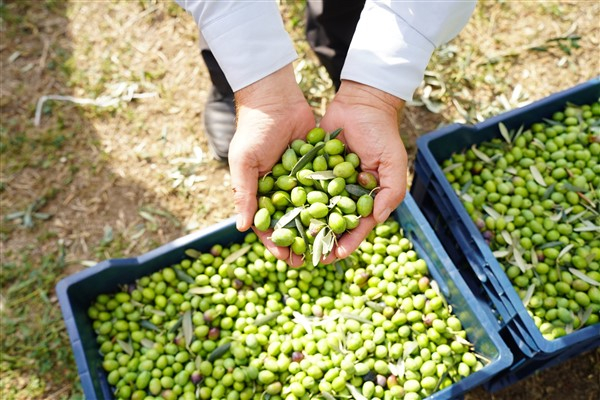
{"left": 175, "top": 0, "right": 298, "bottom": 92}
{"left": 341, "top": 0, "right": 476, "bottom": 101}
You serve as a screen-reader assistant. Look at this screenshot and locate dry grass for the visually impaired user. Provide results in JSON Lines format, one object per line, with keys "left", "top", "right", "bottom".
{"left": 0, "top": 0, "right": 599, "bottom": 399}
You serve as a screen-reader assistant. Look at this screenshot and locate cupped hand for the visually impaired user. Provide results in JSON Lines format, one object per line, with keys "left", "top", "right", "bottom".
{"left": 229, "top": 64, "right": 315, "bottom": 266}
{"left": 319, "top": 80, "right": 408, "bottom": 259}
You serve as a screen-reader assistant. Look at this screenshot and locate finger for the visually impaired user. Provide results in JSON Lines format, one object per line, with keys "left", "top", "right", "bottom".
{"left": 373, "top": 186, "right": 406, "bottom": 224}
{"left": 335, "top": 215, "right": 378, "bottom": 259}
{"left": 254, "top": 229, "right": 291, "bottom": 260}
{"left": 373, "top": 154, "right": 407, "bottom": 224}
{"left": 288, "top": 253, "right": 306, "bottom": 268}
{"left": 320, "top": 251, "right": 338, "bottom": 265}
{"left": 229, "top": 155, "right": 259, "bottom": 232}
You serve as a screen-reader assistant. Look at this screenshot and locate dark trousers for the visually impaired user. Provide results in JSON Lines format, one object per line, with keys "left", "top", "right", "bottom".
{"left": 199, "top": 0, "right": 365, "bottom": 97}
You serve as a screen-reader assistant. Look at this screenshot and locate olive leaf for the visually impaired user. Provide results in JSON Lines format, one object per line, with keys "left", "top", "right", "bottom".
{"left": 542, "top": 117, "right": 562, "bottom": 126}
{"left": 346, "top": 383, "right": 368, "bottom": 400}
{"left": 312, "top": 226, "right": 328, "bottom": 267}
{"left": 117, "top": 339, "right": 133, "bottom": 356}
{"left": 292, "top": 311, "right": 314, "bottom": 335}
{"left": 275, "top": 207, "right": 304, "bottom": 230}
{"left": 562, "top": 182, "right": 587, "bottom": 192}
{"left": 442, "top": 163, "right": 463, "bottom": 174}
{"left": 289, "top": 143, "right": 325, "bottom": 176}
{"left": 403, "top": 341, "right": 419, "bottom": 359}
{"left": 454, "top": 335, "right": 474, "bottom": 348}
{"left": 174, "top": 268, "right": 194, "bottom": 284}
{"left": 501, "top": 230, "right": 513, "bottom": 246}
{"left": 388, "top": 358, "right": 405, "bottom": 379}
{"left": 185, "top": 249, "right": 202, "bottom": 259}
{"left": 541, "top": 183, "right": 555, "bottom": 201}
{"left": 482, "top": 204, "right": 501, "bottom": 220}
{"left": 339, "top": 312, "right": 372, "bottom": 325}
{"left": 366, "top": 301, "right": 385, "bottom": 312}
{"left": 586, "top": 251, "right": 597, "bottom": 264}
{"left": 531, "top": 248, "right": 538, "bottom": 266}
{"left": 345, "top": 184, "right": 372, "bottom": 198}
{"left": 183, "top": 310, "right": 193, "bottom": 348}
{"left": 573, "top": 223, "right": 600, "bottom": 233}
{"left": 223, "top": 244, "right": 252, "bottom": 265}
{"left": 565, "top": 322, "right": 574, "bottom": 335}
{"left": 522, "top": 283, "right": 536, "bottom": 307}
{"left": 578, "top": 306, "right": 593, "bottom": 329}
{"left": 473, "top": 352, "right": 492, "bottom": 364}
{"left": 140, "top": 320, "right": 160, "bottom": 332}
{"left": 308, "top": 171, "right": 336, "bottom": 180}
{"left": 498, "top": 122, "right": 511, "bottom": 145}
{"left": 322, "top": 230, "right": 335, "bottom": 256}
{"left": 567, "top": 210, "right": 587, "bottom": 224}
{"left": 329, "top": 127, "right": 343, "bottom": 140}
{"left": 140, "top": 338, "right": 155, "bottom": 349}
{"left": 529, "top": 165, "right": 547, "bottom": 187}
{"left": 471, "top": 145, "right": 493, "bottom": 164}
{"left": 295, "top": 217, "right": 308, "bottom": 244}
{"left": 512, "top": 246, "right": 528, "bottom": 273}
{"left": 149, "top": 309, "right": 166, "bottom": 317}
{"left": 322, "top": 393, "right": 336, "bottom": 400}
{"left": 512, "top": 125, "right": 525, "bottom": 143}
{"left": 568, "top": 268, "right": 600, "bottom": 286}
{"left": 531, "top": 138, "right": 546, "bottom": 150}
{"left": 208, "top": 342, "right": 231, "bottom": 362}
{"left": 492, "top": 249, "right": 510, "bottom": 259}
{"left": 253, "top": 312, "right": 281, "bottom": 326}
{"left": 433, "top": 372, "right": 447, "bottom": 393}
{"left": 189, "top": 287, "right": 218, "bottom": 295}
{"left": 538, "top": 241, "right": 564, "bottom": 249}
{"left": 328, "top": 195, "right": 341, "bottom": 208}
{"left": 168, "top": 315, "right": 183, "bottom": 334}
{"left": 461, "top": 193, "right": 473, "bottom": 203}
{"left": 460, "top": 180, "right": 473, "bottom": 196}
{"left": 557, "top": 244, "right": 574, "bottom": 262}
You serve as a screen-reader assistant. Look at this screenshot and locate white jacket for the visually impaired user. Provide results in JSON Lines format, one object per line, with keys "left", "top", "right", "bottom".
{"left": 176, "top": 0, "right": 476, "bottom": 101}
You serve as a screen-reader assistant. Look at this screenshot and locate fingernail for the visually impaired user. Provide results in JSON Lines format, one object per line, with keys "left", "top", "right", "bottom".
{"left": 377, "top": 207, "right": 393, "bottom": 223}
{"left": 236, "top": 214, "right": 247, "bottom": 231}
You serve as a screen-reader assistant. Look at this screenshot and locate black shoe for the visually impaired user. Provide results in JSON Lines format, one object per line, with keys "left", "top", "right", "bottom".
{"left": 203, "top": 86, "right": 236, "bottom": 162}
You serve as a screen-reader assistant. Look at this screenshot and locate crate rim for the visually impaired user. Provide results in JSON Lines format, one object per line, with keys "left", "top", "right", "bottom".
{"left": 413, "top": 77, "right": 600, "bottom": 355}
{"left": 57, "top": 194, "right": 513, "bottom": 399}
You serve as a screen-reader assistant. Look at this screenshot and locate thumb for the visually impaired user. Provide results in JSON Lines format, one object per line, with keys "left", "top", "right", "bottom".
{"left": 373, "top": 186, "right": 406, "bottom": 224}
{"left": 229, "top": 159, "right": 259, "bottom": 232}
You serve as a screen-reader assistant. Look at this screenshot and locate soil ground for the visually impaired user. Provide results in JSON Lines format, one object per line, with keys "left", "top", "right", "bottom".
{"left": 0, "top": 1, "right": 599, "bottom": 399}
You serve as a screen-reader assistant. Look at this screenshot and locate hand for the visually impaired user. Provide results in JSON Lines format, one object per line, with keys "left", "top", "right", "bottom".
{"left": 229, "top": 63, "right": 315, "bottom": 266}
{"left": 319, "top": 80, "right": 408, "bottom": 259}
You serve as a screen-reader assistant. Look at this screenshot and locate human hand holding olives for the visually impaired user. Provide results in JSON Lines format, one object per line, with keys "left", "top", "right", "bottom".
{"left": 319, "top": 80, "right": 408, "bottom": 259}
{"left": 229, "top": 63, "right": 315, "bottom": 266}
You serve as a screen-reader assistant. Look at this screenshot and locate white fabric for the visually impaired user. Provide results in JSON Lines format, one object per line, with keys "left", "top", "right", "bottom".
{"left": 342, "top": 0, "right": 476, "bottom": 100}
{"left": 176, "top": 0, "right": 476, "bottom": 100}
{"left": 176, "top": 0, "right": 298, "bottom": 92}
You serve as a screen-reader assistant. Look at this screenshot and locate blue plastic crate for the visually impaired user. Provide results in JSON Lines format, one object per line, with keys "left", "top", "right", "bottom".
{"left": 411, "top": 78, "right": 600, "bottom": 390}
{"left": 57, "top": 194, "right": 512, "bottom": 399}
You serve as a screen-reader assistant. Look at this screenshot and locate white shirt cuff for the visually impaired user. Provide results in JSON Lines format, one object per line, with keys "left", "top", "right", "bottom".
{"left": 341, "top": 2, "right": 435, "bottom": 101}
{"left": 181, "top": 1, "right": 298, "bottom": 92}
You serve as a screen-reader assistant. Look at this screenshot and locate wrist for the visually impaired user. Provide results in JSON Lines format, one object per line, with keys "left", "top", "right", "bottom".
{"left": 235, "top": 64, "right": 306, "bottom": 109}
{"left": 337, "top": 80, "right": 405, "bottom": 114}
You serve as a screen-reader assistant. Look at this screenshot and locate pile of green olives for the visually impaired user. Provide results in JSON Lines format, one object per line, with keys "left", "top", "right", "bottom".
{"left": 442, "top": 101, "right": 600, "bottom": 340}
{"left": 89, "top": 219, "right": 484, "bottom": 400}
{"left": 253, "top": 127, "right": 377, "bottom": 265}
